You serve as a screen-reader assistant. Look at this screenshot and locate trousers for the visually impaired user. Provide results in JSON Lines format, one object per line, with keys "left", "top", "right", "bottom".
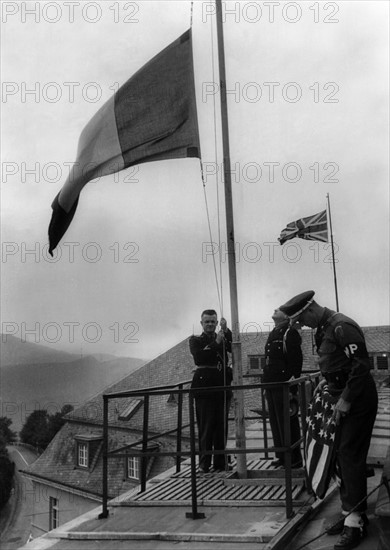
{"left": 335, "top": 374, "right": 378, "bottom": 512}
{"left": 195, "top": 394, "right": 230, "bottom": 470}
{"left": 266, "top": 387, "right": 302, "bottom": 465}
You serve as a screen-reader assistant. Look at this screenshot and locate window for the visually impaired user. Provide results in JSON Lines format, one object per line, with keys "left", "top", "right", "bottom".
{"left": 369, "top": 356, "right": 374, "bottom": 370}
{"left": 49, "top": 497, "right": 59, "bottom": 530}
{"left": 124, "top": 443, "right": 160, "bottom": 481}
{"left": 74, "top": 434, "right": 102, "bottom": 469}
{"left": 377, "top": 355, "right": 389, "bottom": 370}
{"left": 127, "top": 456, "right": 140, "bottom": 480}
{"left": 77, "top": 442, "right": 88, "bottom": 468}
{"left": 247, "top": 355, "right": 266, "bottom": 372}
{"left": 118, "top": 399, "right": 143, "bottom": 421}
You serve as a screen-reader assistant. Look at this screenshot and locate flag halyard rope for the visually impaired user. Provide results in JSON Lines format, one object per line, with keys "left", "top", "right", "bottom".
{"left": 198, "top": 4, "right": 225, "bottom": 320}
{"left": 200, "top": 164, "right": 222, "bottom": 315}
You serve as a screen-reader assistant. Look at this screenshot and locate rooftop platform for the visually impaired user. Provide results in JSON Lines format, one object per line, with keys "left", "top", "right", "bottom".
{"left": 20, "top": 387, "right": 389, "bottom": 550}
{"left": 19, "top": 457, "right": 312, "bottom": 550}
{"left": 19, "top": 465, "right": 388, "bottom": 550}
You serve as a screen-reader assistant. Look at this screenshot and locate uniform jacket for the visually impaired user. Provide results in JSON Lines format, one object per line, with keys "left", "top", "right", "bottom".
{"left": 315, "top": 308, "right": 371, "bottom": 403}
{"left": 262, "top": 321, "right": 302, "bottom": 383}
{"left": 189, "top": 330, "right": 233, "bottom": 397}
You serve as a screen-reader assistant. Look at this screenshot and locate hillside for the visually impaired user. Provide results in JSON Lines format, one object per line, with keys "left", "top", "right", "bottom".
{"left": 1, "top": 335, "right": 80, "bottom": 366}
{"left": 0, "top": 336, "right": 146, "bottom": 433}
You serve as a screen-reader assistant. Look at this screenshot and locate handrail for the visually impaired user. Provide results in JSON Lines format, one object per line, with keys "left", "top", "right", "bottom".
{"left": 99, "top": 372, "right": 321, "bottom": 520}
{"left": 102, "top": 379, "right": 193, "bottom": 400}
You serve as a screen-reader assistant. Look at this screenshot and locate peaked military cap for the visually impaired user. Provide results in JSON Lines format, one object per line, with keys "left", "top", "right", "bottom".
{"left": 279, "top": 290, "right": 315, "bottom": 318}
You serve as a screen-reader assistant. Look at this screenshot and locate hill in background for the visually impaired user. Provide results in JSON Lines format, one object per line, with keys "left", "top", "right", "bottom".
{"left": 1, "top": 335, "right": 81, "bottom": 366}
{"left": 0, "top": 335, "right": 146, "bottom": 433}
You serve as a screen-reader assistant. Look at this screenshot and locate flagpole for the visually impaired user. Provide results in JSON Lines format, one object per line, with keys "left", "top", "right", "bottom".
{"left": 215, "top": 0, "right": 247, "bottom": 478}
{"left": 326, "top": 193, "right": 339, "bottom": 312}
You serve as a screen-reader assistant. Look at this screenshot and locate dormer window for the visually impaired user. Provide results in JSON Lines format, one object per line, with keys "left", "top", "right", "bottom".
{"left": 127, "top": 456, "right": 140, "bottom": 480}
{"left": 77, "top": 442, "right": 88, "bottom": 468}
{"left": 74, "top": 434, "right": 102, "bottom": 469}
{"left": 167, "top": 392, "right": 178, "bottom": 405}
{"left": 125, "top": 443, "right": 160, "bottom": 481}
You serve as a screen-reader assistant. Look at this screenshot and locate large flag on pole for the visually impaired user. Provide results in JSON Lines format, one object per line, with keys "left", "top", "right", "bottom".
{"left": 48, "top": 29, "right": 200, "bottom": 255}
{"left": 305, "top": 386, "right": 339, "bottom": 499}
{"left": 278, "top": 210, "right": 328, "bottom": 245}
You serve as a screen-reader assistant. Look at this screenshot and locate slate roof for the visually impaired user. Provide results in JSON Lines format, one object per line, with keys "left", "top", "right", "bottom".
{"left": 24, "top": 423, "right": 124, "bottom": 498}
{"left": 67, "top": 336, "right": 194, "bottom": 432}
{"left": 23, "top": 420, "right": 172, "bottom": 499}
{"left": 359, "top": 325, "right": 390, "bottom": 352}
{"left": 65, "top": 326, "right": 389, "bottom": 430}
{"left": 24, "top": 326, "right": 389, "bottom": 498}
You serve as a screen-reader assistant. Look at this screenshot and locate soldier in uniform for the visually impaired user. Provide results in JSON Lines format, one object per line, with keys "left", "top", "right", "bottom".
{"left": 279, "top": 291, "right": 378, "bottom": 550}
{"left": 263, "top": 308, "right": 303, "bottom": 468}
{"left": 189, "top": 310, "right": 232, "bottom": 473}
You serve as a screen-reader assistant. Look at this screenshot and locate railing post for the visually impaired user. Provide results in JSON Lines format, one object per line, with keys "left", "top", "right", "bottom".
{"left": 299, "top": 377, "right": 310, "bottom": 490}
{"left": 176, "top": 384, "right": 183, "bottom": 473}
{"left": 283, "top": 383, "right": 293, "bottom": 518}
{"left": 261, "top": 387, "right": 269, "bottom": 459}
{"left": 300, "top": 378, "right": 308, "bottom": 440}
{"left": 98, "top": 395, "right": 109, "bottom": 519}
{"left": 141, "top": 394, "right": 149, "bottom": 493}
{"left": 186, "top": 390, "right": 205, "bottom": 519}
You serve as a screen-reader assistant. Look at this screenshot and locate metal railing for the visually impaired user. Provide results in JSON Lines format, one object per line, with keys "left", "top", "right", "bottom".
{"left": 99, "top": 372, "right": 321, "bottom": 520}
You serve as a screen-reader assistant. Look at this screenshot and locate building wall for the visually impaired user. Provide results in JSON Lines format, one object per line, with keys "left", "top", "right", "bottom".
{"left": 30, "top": 480, "right": 99, "bottom": 538}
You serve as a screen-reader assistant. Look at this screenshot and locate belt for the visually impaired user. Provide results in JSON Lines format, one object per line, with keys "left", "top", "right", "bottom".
{"left": 196, "top": 364, "right": 222, "bottom": 370}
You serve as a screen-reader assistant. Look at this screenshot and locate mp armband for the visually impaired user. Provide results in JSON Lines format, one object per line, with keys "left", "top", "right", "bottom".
{"left": 343, "top": 342, "right": 368, "bottom": 358}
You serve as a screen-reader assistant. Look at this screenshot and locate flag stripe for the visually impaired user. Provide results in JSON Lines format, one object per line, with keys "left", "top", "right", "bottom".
{"left": 304, "top": 388, "right": 338, "bottom": 499}
{"left": 115, "top": 30, "right": 199, "bottom": 166}
{"left": 58, "top": 94, "right": 124, "bottom": 213}
{"left": 308, "top": 441, "right": 330, "bottom": 494}
{"left": 306, "top": 438, "right": 316, "bottom": 478}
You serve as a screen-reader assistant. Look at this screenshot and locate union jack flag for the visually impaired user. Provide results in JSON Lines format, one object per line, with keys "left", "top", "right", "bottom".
{"left": 305, "top": 386, "right": 339, "bottom": 499}
{"left": 278, "top": 210, "right": 328, "bottom": 245}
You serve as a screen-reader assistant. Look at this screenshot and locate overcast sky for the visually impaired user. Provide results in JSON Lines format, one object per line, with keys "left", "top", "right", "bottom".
{"left": 1, "top": 1, "right": 389, "bottom": 360}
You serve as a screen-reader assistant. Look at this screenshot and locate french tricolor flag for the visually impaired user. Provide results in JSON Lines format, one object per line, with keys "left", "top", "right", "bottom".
{"left": 49, "top": 29, "right": 200, "bottom": 255}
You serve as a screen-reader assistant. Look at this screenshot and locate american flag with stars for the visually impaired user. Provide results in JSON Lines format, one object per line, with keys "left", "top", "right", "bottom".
{"left": 305, "top": 385, "right": 339, "bottom": 499}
